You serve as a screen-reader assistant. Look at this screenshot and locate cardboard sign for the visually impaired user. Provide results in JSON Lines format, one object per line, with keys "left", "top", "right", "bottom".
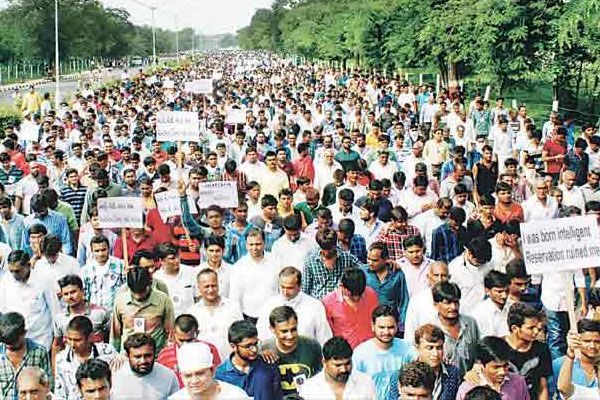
{"left": 520, "top": 215, "right": 600, "bottom": 275}
{"left": 155, "top": 190, "right": 198, "bottom": 222}
{"left": 97, "top": 197, "right": 143, "bottom": 228}
{"left": 20, "top": 123, "right": 39, "bottom": 142}
{"left": 225, "top": 109, "right": 247, "bottom": 124}
{"left": 156, "top": 111, "right": 199, "bottom": 142}
{"left": 185, "top": 79, "right": 213, "bottom": 94}
{"left": 484, "top": 85, "right": 491, "bottom": 101}
{"left": 145, "top": 75, "right": 158, "bottom": 86}
{"left": 196, "top": 181, "right": 239, "bottom": 209}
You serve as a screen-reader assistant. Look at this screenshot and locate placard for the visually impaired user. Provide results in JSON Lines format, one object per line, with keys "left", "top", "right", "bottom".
{"left": 185, "top": 79, "right": 213, "bottom": 94}
{"left": 145, "top": 75, "right": 158, "bottom": 86}
{"left": 156, "top": 111, "right": 199, "bottom": 142}
{"left": 97, "top": 197, "right": 143, "bottom": 228}
{"left": 20, "top": 123, "right": 39, "bottom": 142}
{"left": 225, "top": 109, "right": 246, "bottom": 124}
{"left": 212, "top": 71, "right": 223, "bottom": 81}
{"left": 155, "top": 190, "right": 198, "bottom": 222}
{"left": 163, "top": 80, "right": 175, "bottom": 89}
{"left": 484, "top": 85, "right": 491, "bottom": 101}
{"left": 196, "top": 181, "right": 239, "bottom": 209}
{"left": 521, "top": 215, "right": 600, "bottom": 275}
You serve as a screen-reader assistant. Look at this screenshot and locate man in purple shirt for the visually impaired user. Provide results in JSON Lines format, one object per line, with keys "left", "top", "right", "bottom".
{"left": 457, "top": 336, "right": 530, "bottom": 400}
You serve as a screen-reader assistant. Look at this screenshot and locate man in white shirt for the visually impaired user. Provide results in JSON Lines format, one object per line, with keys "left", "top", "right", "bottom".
{"left": 339, "top": 166, "right": 367, "bottom": 200}
{"left": 522, "top": 177, "right": 558, "bottom": 221}
{"left": 239, "top": 147, "right": 266, "bottom": 184}
{"left": 448, "top": 236, "right": 493, "bottom": 311}
{"left": 187, "top": 268, "right": 243, "bottom": 360}
{"left": 169, "top": 342, "right": 249, "bottom": 400}
{"left": 153, "top": 243, "right": 197, "bottom": 316}
{"left": 328, "top": 188, "right": 363, "bottom": 227}
{"left": 197, "top": 235, "right": 233, "bottom": 299}
{"left": 412, "top": 198, "right": 451, "bottom": 256}
{"left": 490, "top": 116, "right": 516, "bottom": 169}
{"left": 0, "top": 250, "right": 60, "bottom": 350}
{"left": 229, "top": 228, "right": 280, "bottom": 323}
{"left": 369, "top": 150, "right": 396, "bottom": 181}
{"left": 489, "top": 221, "right": 521, "bottom": 273}
{"left": 257, "top": 151, "right": 290, "bottom": 199}
{"left": 404, "top": 262, "right": 449, "bottom": 342}
{"left": 559, "top": 169, "right": 586, "bottom": 212}
{"left": 300, "top": 337, "right": 376, "bottom": 400}
{"left": 400, "top": 175, "right": 438, "bottom": 223}
{"left": 314, "top": 149, "right": 342, "bottom": 194}
{"left": 34, "top": 233, "right": 80, "bottom": 291}
{"left": 111, "top": 333, "right": 180, "bottom": 400}
{"left": 470, "top": 271, "right": 510, "bottom": 337}
{"left": 256, "top": 267, "right": 332, "bottom": 345}
{"left": 271, "top": 215, "right": 315, "bottom": 273}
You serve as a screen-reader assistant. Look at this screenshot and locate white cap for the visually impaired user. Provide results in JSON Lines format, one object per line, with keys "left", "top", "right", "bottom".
{"left": 177, "top": 342, "right": 214, "bottom": 373}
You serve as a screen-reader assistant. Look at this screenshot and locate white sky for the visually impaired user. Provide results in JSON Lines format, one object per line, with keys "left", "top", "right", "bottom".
{"left": 99, "top": 0, "right": 273, "bottom": 35}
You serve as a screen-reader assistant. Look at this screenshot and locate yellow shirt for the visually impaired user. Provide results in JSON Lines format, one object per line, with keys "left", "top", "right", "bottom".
{"left": 21, "top": 92, "right": 42, "bottom": 113}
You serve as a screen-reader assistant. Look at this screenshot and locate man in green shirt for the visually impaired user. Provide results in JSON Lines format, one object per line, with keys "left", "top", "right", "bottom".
{"left": 261, "top": 306, "right": 322, "bottom": 396}
{"left": 294, "top": 187, "right": 326, "bottom": 225}
{"left": 111, "top": 267, "right": 175, "bottom": 355}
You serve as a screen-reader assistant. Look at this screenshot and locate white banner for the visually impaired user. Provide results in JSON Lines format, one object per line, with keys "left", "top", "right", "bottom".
{"left": 225, "top": 109, "right": 246, "bottom": 124}
{"left": 184, "top": 79, "right": 213, "bottom": 94}
{"left": 521, "top": 215, "right": 600, "bottom": 275}
{"left": 155, "top": 190, "right": 198, "bottom": 222}
{"left": 197, "top": 181, "right": 239, "bottom": 209}
{"left": 156, "top": 111, "right": 199, "bottom": 142}
{"left": 97, "top": 197, "right": 143, "bottom": 229}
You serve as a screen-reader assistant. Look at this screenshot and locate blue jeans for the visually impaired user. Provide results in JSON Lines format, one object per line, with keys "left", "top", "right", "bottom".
{"left": 546, "top": 309, "right": 569, "bottom": 360}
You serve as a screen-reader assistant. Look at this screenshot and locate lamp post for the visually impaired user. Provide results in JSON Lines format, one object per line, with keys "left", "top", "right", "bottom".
{"left": 151, "top": 6, "right": 157, "bottom": 65}
{"left": 54, "top": 0, "right": 60, "bottom": 110}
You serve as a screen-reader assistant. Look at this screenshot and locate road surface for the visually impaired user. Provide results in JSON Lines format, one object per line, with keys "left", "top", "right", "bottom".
{"left": 0, "top": 68, "right": 127, "bottom": 105}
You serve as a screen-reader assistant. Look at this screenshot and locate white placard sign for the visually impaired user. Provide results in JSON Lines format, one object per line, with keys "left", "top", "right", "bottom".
{"left": 212, "top": 71, "right": 223, "bottom": 81}
{"left": 156, "top": 111, "right": 199, "bottom": 142}
{"left": 97, "top": 197, "right": 143, "bottom": 228}
{"left": 145, "top": 75, "right": 158, "bottom": 86}
{"left": 196, "top": 181, "right": 239, "bottom": 209}
{"left": 184, "top": 79, "right": 213, "bottom": 94}
{"left": 20, "top": 123, "right": 39, "bottom": 142}
{"left": 520, "top": 215, "right": 600, "bottom": 275}
{"left": 163, "top": 80, "right": 175, "bottom": 89}
{"left": 225, "top": 109, "right": 246, "bottom": 124}
{"left": 154, "top": 190, "right": 198, "bottom": 222}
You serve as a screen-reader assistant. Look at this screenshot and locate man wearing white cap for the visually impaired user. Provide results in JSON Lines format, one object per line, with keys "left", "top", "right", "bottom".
{"left": 169, "top": 342, "right": 250, "bottom": 400}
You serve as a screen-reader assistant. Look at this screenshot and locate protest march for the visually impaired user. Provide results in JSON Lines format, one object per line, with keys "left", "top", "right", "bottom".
{"left": 2, "top": 50, "right": 600, "bottom": 400}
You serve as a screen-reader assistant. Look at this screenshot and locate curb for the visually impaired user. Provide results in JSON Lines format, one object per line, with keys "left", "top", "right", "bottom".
{"left": 0, "top": 71, "right": 91, "bottom": 93}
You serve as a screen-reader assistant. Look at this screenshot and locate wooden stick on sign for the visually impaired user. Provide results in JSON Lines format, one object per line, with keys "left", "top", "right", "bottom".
{"left": 121, "top": 229, "right": 129, "bottom": 269}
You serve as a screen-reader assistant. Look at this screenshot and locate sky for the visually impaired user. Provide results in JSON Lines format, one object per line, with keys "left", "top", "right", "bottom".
{"left": 99, "top": 0, "right": 273, "bottom": 35}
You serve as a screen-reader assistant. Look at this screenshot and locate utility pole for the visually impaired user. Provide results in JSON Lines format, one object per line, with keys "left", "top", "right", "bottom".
{"left": 54, "top": 0, "right": 60, "bottom": 110}
{"left": 151, "top": 6, "right": 157, "bottom": 65}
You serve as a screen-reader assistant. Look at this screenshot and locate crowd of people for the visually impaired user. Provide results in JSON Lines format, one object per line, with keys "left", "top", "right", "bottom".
{"left": 0, "top": 50, "right": 599, "bottom": 400}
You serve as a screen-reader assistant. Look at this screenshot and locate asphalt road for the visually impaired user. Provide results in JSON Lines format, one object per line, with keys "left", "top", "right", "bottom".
{"left": 0, "top": 68, "right": 126, "bottom": 105}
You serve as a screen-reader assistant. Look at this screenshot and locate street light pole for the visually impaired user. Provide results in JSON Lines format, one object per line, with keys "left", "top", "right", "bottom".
{"left": 151, "top": 6, "right": 157, "bottom": 66}
{"left": 54, "top": 0, "right": 60, "bottom": 110}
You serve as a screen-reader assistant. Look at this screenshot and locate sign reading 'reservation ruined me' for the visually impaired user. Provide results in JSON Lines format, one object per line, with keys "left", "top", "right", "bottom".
{"left": 520, "top": 215, "right": 600, "bottom": 275}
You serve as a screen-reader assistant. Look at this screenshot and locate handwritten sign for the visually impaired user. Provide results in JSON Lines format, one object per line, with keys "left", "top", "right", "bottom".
{"left": 156, "top": 111, "right": 199, "bottom": 142}
{"left": 145, "top": 75, "right": 158, "bottom": 86}
{"left": 197, "top": 181, "right": 239, "bottom": 209}
{"left": 184, "top": 79, "right": 213, "bottom": 94}
{"left": 155, "top": 190, "right": 198, "bottom": 222}
{"left": 521, "top": 215, "right": 600, "bottom": 275}
{"left": 225, "top": 109, "right": 246, "bottom": 124}
{"left": 97, "top": 197, "right": 143, "bottom": 228}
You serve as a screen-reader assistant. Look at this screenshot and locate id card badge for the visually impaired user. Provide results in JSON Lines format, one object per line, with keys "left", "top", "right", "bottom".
{"left": 133, "top": 318, "right": 146, "bottom": 333}
{"left": 7, "top": 176, "right": 15, "bottom": 184}
{"left": 264, "top": 223, "right": 273, "bottom": 234}
{"left": 294, "top": 373, "right": 307, "bottom": 388}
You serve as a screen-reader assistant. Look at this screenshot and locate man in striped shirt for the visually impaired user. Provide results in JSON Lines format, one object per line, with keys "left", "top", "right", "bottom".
{"left": 60, "top": 168, "right": 87, "bottom": 224}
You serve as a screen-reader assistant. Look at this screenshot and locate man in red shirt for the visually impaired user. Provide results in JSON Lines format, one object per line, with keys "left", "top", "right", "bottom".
{"left": 322, "top": 267, "right": 379, "bottom": 349}
{"left": 293, "top": 143, "right": 315, "bottom": 184}
{"left": 113, "top": 225, "right": 160, "bottom": 265}
{"left": 542, "top": 127, "right": 567, "bottom": 184}
{"left": 157, "top": 314, "right": 221, "bottom": 388}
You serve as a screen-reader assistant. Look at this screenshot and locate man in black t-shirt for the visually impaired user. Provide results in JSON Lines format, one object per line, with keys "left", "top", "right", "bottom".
{"left": 504, "top": 302, "right": 552, "bottom": 400}
{"left": 261, "top": 306, "right": 322, "bottom": 396}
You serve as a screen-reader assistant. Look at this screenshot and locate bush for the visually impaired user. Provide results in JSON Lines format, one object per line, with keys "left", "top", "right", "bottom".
{"left": 0, "top": 105, "right": 21, "bottom": 130}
